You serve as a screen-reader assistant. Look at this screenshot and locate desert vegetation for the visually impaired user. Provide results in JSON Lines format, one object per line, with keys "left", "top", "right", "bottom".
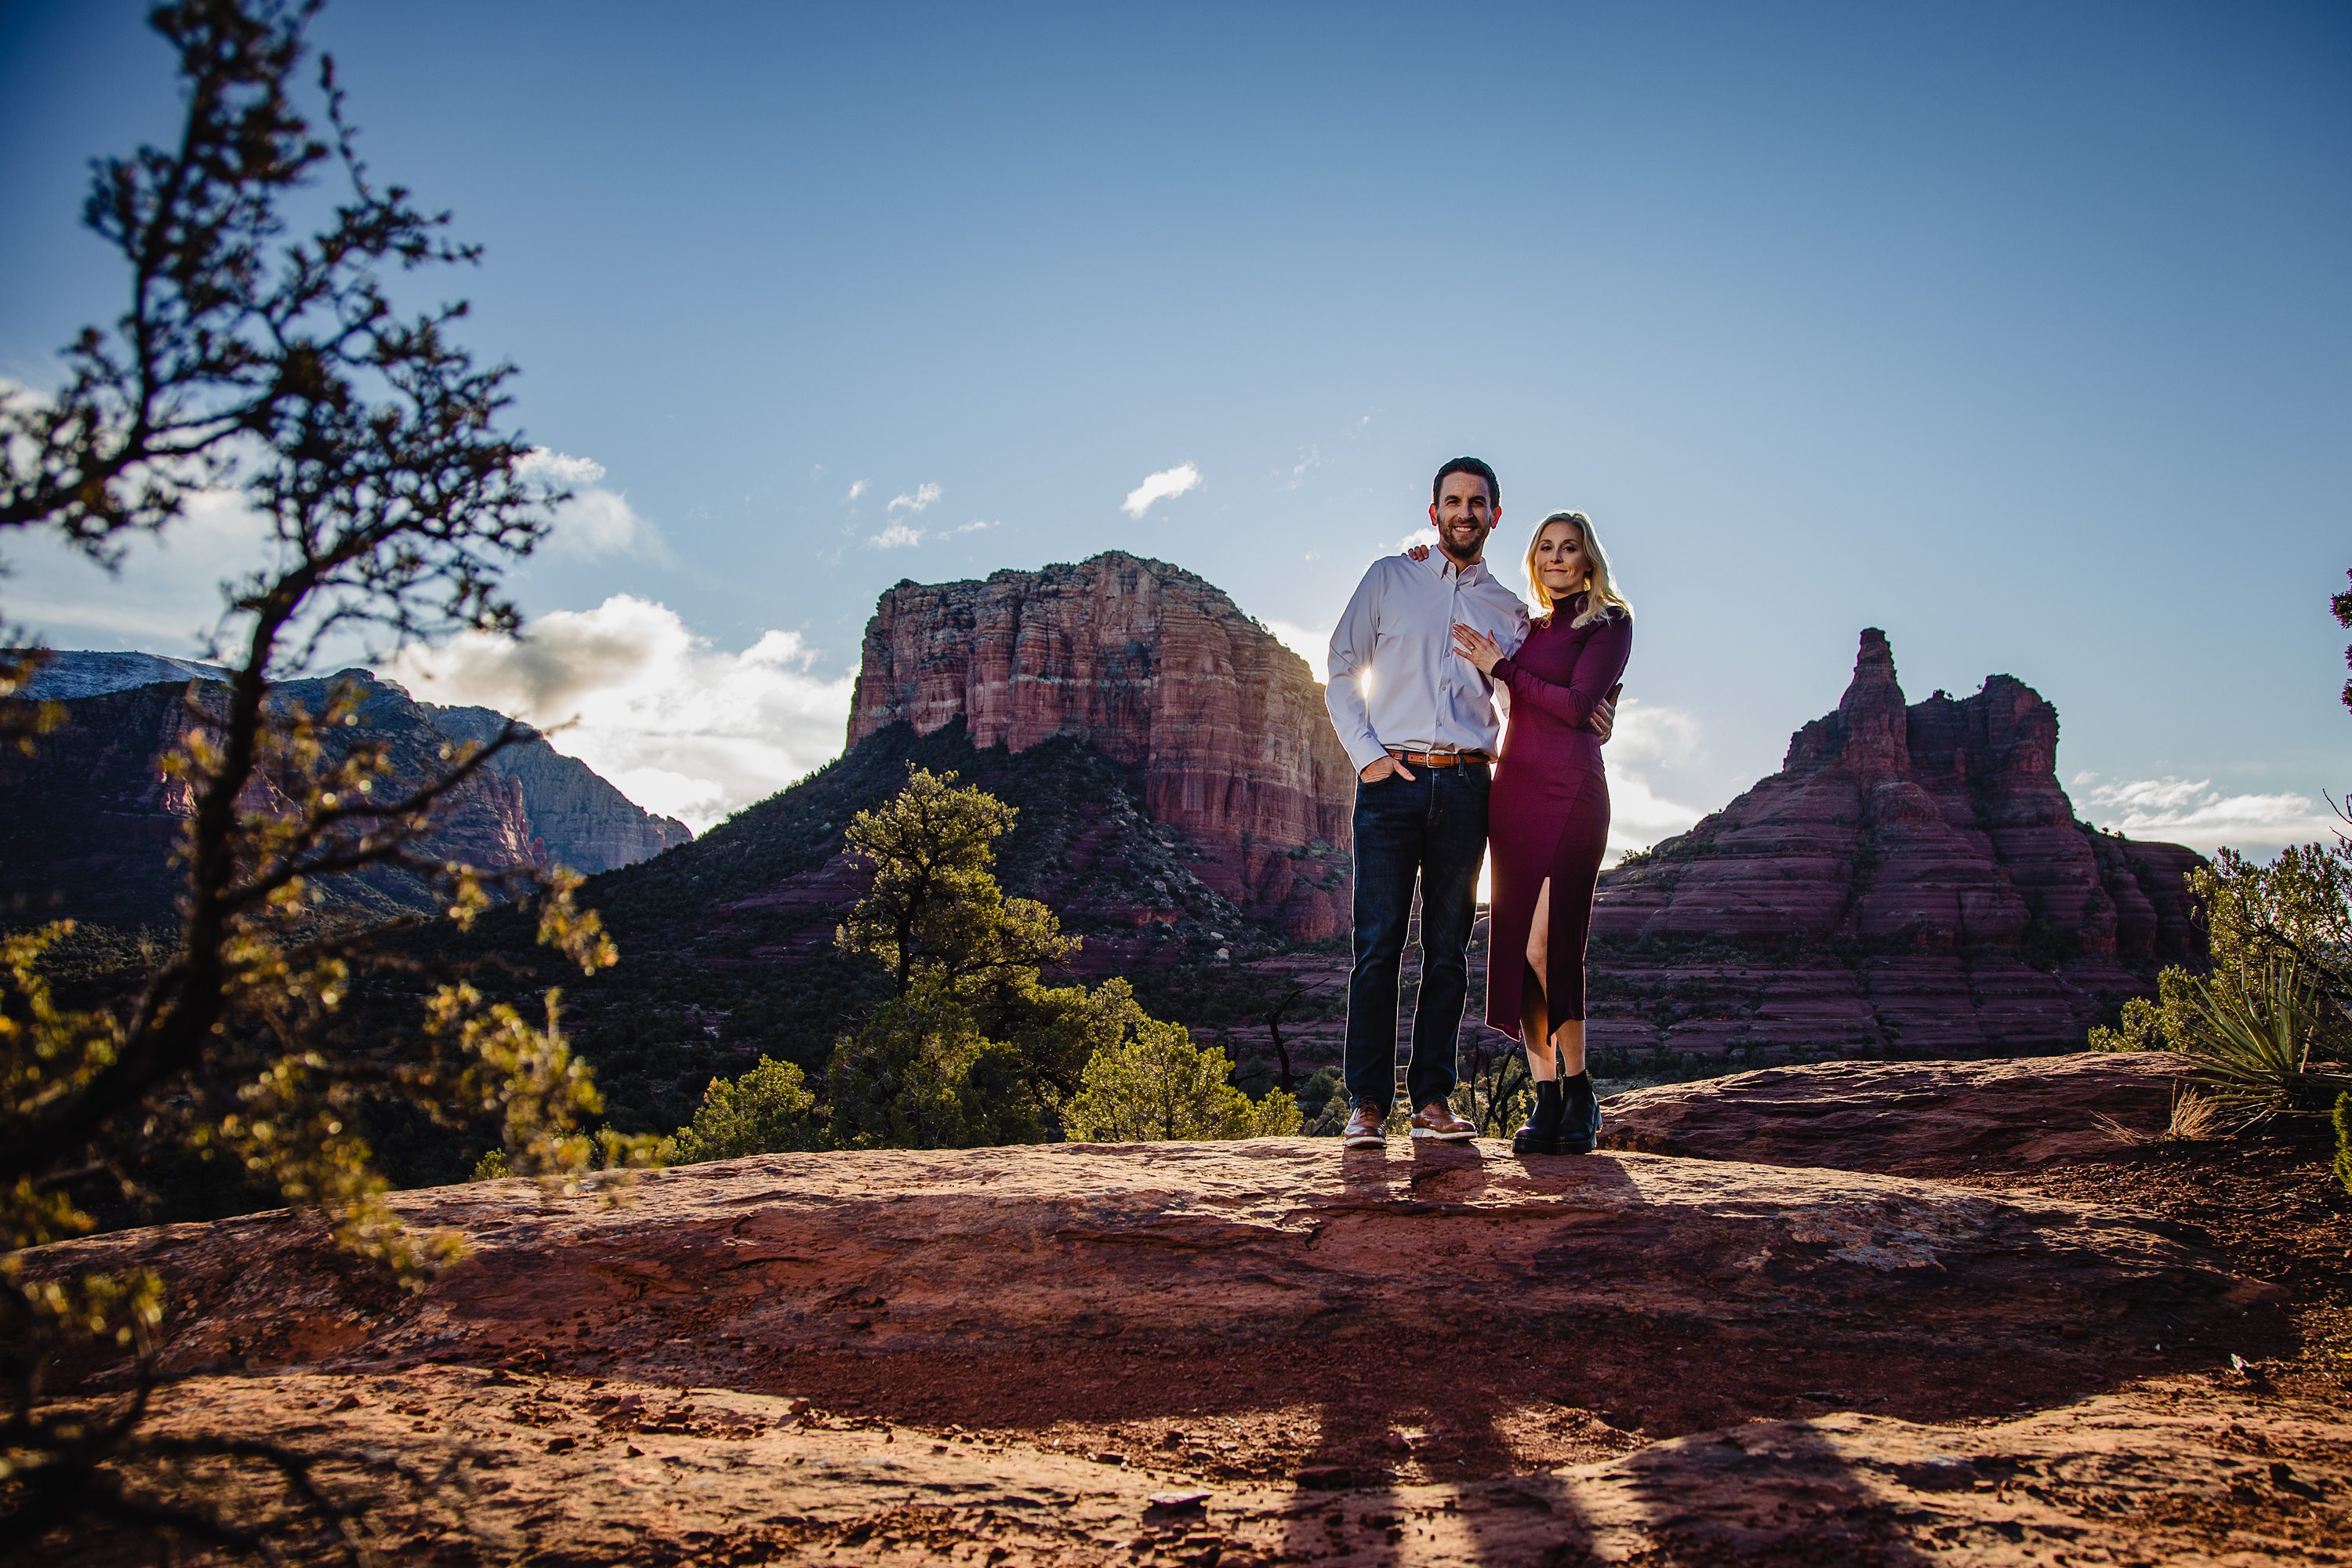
{"left": 659, "top": 766, "right": 1301, "bottom": 1158}
{"left": 0, "top": 0, "right": 666, "bottom": 1550}
{"left": 2091, "top": 566, "right": 2352, "bottom": 1192}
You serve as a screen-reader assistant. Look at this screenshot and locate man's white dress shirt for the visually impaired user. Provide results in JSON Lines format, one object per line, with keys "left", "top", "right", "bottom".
{"left": 1325, "top": 550, "right": 1530, "bottom": 775}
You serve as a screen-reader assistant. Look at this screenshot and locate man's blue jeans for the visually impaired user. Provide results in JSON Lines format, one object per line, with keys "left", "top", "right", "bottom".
{"left": 1345, "top": 761, "right": 1490, "bottom": 1115}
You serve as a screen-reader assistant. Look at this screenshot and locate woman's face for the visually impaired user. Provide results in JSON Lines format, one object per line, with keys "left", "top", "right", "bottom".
{"left": 1534, "top": 521, "right": 1590, "bottom": 597}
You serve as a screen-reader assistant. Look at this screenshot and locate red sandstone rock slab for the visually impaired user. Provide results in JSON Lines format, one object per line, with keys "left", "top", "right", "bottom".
{"left": 64, "top": 1367, "right": 2351, "bottom": 1565}
{"left": 42, "top": 1134, "right": 2278, "bottom": 1448}
{"left": 1600, "top": 1051, "right": 2180, "bottom": 1175}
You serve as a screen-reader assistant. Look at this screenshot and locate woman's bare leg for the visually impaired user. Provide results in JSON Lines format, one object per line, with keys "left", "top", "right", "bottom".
{"left": 1524, "top": 876, "right": 1589, "bottom": 1077}
{"left": 1522, "top": 878, "right": 1555, "bottom": 1080}
{"left": 1553, "top": 1018, "right": 1587, "bottom": 1077}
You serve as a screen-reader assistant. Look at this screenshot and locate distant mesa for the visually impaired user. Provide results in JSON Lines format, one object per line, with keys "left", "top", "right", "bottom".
{"left": 849, "top": 550, "right": 1356, "bottom": 941}
{"left": 1584, "top": 629, "right": 2203, "bottom": 1057}
{"left": 0, "top": 652, "right": 689, "bottom": 926}
{"left": 557, "top": 583, "right": 2205, "bottom": 1094}
{"left": 3, "top": 601, "right": 2208, "bottom": 1076}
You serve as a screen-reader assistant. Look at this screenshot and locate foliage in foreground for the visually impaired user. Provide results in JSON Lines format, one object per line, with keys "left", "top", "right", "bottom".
{"left": 2089, "top": 842, "right": 2352, "bottom": 1130}
{"left": 2091, "top": 568, "right": 2352, "bottom": 1138}
{"left": 0, "top": 2, "right": 655, "bottom": 1555}
{"left": 2335, "top": 1090, "right": 2352, "bottom": 1197}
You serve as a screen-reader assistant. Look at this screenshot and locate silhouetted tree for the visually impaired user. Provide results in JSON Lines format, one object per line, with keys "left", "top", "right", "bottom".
{"left": 0, "top": 2, "right": 655, "bottom": 1556}
{"left": 2336, "top": 567, "right": 2351, "bottom": 715}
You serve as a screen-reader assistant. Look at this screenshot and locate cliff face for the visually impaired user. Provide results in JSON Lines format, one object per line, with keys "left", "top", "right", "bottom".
{"left": 426, "top": 705, "right": 691, "bottom": 873}
{"left": 0, "top": 656, "right": 690, "bottom": 926}
{"left": 847, "top": 552, "right": 1353, "bottom": 939}
{"left": 1584, "top": 630, "right": 2204, "bottom": 1056}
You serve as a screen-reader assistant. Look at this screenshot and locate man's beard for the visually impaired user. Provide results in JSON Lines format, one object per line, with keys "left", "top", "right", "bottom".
{"left": 1439, "top": 524, "right": 1488, "bottom": 564}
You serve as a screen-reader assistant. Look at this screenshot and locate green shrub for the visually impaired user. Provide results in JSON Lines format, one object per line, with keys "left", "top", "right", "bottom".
{"left": 670, "top": 1055, "right": 826, "bottom": 1163}
{"left": 825, "top": 991, "right": 1041, "bottom": 1150}
{"left": 2172, "top": 960, "right": 2352, "bottom": 1130}
{"left": 2334, "top": 1091, "right": 2352, "bottom": 1197}
{"left": 1064, "top": 1018, "right": 1300, "bottom": 1142}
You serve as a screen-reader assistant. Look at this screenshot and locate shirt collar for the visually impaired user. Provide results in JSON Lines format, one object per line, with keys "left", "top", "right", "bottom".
{"left": 1430, "top": 550, "right": 1489, "bottom": 586}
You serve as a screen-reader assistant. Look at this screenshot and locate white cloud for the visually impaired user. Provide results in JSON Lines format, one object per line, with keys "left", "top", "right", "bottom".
{"left": 1596, "top": 699, "right": 1707, "bottom": 858}
{"left": 1280, "top": 448, "right": 1322, "bottom": 491}
{"left": 870, "top": 517, "right": 990, "bottom": 550}
{"left": 846, "top": 479, "right": 868, "bottom": 501}
{"left": 2071, "top": 772, "right": 2339, "bottom": 855}
{"left": 1611, "top": 699, "right": 1701, "bottom": 770}
{"left": 1393, "top": 527, "right": 1438, "bottom": 554}
{"left": 384, "top": 596, "right": 854, "bottom": 831}
{"left": 514, "top": 448, "right": 607, "bottom": 486}
{"left": 887, "top": 482, "right": 942, "bottom": 515}
{"left": 5, "top": 485, "right": 277, "bottom": 653}
{"left": 514, "top": 447, "right": 660, "bottom": 560}
{"left": 1122, "top": 463, "right": 1201, "bottom": 518}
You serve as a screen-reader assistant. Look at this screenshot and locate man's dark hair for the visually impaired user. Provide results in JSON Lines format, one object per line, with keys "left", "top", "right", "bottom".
{"left": 1432, "top": 456, "right": 1499, "bottom": 509}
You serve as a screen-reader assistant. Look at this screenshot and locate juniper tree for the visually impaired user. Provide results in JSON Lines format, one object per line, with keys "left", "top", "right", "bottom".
{"left": 829, "top": 767, "right": 1279, "bottom": 1145}
{"left": 0, "top": 1, "right": 655, "bottom": 1555}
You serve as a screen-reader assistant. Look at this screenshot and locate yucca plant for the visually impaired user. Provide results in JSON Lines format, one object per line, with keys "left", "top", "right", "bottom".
{"left": 2176, "top": 958, "right": 2352, "bottom": 1130}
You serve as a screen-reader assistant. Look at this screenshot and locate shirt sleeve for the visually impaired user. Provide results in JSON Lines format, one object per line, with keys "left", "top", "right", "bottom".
{"left": 1499, "top": 597, "right": 1531, "bottom": 656}
{"left": 1324, "top": 565, "right": 1389, "bottom": 775}
{"left": 1491, "top": 611, "right": 1631, "bottom": 730}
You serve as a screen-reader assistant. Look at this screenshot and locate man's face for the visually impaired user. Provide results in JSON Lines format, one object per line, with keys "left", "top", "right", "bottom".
{"left": 1428, "top": 473, "right": 1497, "bottom": 564}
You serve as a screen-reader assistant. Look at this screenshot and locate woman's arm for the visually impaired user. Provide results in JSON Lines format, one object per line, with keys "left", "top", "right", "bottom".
{"left": 1490, "top": 614, "right": 1632, "bottom": 730}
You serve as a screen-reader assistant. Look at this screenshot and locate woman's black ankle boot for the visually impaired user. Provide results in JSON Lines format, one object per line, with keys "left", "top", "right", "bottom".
{"left": 1512, "top": 1080, "right": 1566, "bottom": 1156}
{"left": 1558, "top": 1071, "right": 1602, "bottom": 1154}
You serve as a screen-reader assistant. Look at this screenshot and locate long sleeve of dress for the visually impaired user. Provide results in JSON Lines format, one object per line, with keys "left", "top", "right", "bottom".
{"left": 1492, "top": 612, "right": 1632, "bottom": 729}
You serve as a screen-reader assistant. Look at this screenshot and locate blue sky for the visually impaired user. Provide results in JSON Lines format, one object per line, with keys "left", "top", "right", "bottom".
{"left": 3, "top": 1, "right": 2347, "bottom": 852}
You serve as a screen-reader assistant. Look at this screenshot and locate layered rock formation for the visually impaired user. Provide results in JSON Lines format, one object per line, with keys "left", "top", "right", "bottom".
{"left": 1581, "top": 630, "right": 2205, "bottom": 1058}
{"left": 426, "top": 703, "right": 691, "bottom": 873}
{"left": 32, "top": 1055, "right": 2350, "bottom": 1564}
{"left": 0, "top": 654, "right": 688, "bottom": 926}
{"left": 848, "top": 553, "right": 1353, "bottom": 939}
{"left": 1599, "top": 1051, "right": 2182, "bottom": 1174}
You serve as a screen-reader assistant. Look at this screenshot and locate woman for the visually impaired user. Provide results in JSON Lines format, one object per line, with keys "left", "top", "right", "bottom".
{"left": 1450, "top": 511, "right": 1632, "bottom": 1155}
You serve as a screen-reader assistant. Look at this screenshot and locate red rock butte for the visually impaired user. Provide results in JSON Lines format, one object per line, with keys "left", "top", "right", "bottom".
{"left": 848, "top": 551, "right": 1357, "bottom": 939}
{"left": 1586, "top": 628, "right": 2204, "bottom": 1056}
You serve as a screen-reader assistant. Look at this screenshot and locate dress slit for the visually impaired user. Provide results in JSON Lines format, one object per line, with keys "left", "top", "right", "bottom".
{"left": 1540, "top": 772, "right": 1610, "bottom": 1024}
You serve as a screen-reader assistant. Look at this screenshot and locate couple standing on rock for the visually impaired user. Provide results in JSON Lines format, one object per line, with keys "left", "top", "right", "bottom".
{"left": 1324, "top": 456, "right": 1632, "bottom": 1156}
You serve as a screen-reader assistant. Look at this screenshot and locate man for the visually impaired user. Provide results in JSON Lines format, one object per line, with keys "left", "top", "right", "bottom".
{"left": 1323, "top": 457, "right": 1610, "bottom": 1149}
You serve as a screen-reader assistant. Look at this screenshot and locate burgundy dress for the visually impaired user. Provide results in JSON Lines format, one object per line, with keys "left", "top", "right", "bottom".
{"left": 1485, "top": 593, "right": 1633, "bottom": 1036}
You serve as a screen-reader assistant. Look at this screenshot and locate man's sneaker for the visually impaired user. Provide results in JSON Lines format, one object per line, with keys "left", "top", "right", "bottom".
{"left": 1410, "top": 1101, "right": 1475, "bottom": 1141}
{"left": 1342, "top": 1104, "right": 1387, "bottom": 1148}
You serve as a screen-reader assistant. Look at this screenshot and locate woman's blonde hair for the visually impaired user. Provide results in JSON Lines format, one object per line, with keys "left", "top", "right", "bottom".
{"left": 1525, "top": 510, "right": 1631, "bottom": 627}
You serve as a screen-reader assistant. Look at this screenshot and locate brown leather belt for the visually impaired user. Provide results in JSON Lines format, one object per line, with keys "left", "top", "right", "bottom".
{"left": 1387, "top": 747, "right": 1491, "bottom": 767}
